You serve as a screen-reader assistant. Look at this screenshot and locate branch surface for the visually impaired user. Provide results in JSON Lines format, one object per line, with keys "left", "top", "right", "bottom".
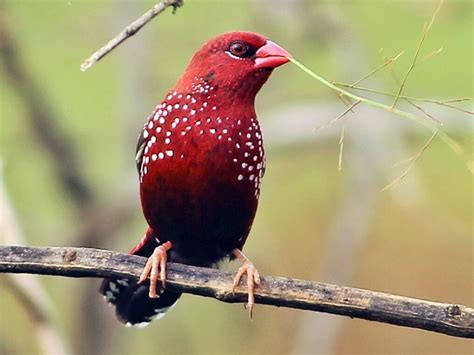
{"left": 80, "top": 0, "right": 183, "bottom": 71}
{"left": 1, "top": 246, "right": 472, "bottom": 339}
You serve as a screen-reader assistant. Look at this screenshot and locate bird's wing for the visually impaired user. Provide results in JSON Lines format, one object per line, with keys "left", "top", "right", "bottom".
{"left": 135, "top": 127, "right": 147, "bottom": 174}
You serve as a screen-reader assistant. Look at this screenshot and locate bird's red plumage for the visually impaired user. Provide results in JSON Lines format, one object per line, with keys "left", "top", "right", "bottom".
{"left": 101, "top": 31, "right": 290, "bottom": 326}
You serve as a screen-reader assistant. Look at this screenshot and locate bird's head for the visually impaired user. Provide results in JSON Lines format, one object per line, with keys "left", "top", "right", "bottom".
{"left": 175, "top": 31, "right": 291, "bottom": 103}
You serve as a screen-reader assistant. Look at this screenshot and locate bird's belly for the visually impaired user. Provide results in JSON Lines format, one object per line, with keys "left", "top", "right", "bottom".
{"left": 140, "top": 152, "right": 260, "bottom": 266}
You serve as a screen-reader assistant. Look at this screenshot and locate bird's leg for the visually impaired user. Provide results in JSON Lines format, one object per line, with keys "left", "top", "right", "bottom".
{"left": 138, "top": 241, "right": 173, "bottom": 298}
{"left": 231, "top": 248, "right": 261, "bottom": 319}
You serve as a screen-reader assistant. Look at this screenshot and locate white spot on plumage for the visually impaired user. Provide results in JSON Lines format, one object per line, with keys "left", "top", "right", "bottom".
{"left": 143, "top": 130, "right": 149, "bottom": 138}
{"left": 135, "top": 322, "right": 151, "bottom": 328}
{"left": 165, "top": 150, "right": 174, "bottom": 157}
{"left": 152, "top": 154, "right": 157, "bottom": 161}
{"left": 237, "top": 174, "right": 244, "bottom": 181}
{"left": 109, "top": 282, "right": 118, "bottom": 292}
{"left": 116, "top": 279, "right": 128, "bottom": 286}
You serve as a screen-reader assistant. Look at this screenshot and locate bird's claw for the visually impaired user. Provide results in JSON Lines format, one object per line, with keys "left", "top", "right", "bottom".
{"left": 138, "top": 242, "right": 172, "bottom": 298}
{"left": 232, "top": 261, "right": 261, "bottom": 319}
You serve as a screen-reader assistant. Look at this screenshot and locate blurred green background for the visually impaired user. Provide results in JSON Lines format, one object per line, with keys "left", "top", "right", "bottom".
{"left": 0, "top": 0, "right": 472, "bottom": 354}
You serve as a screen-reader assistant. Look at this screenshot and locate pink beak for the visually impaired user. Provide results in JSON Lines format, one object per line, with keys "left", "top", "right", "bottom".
{"left": 254, "top": 40, "right": 292, "bottom": 69}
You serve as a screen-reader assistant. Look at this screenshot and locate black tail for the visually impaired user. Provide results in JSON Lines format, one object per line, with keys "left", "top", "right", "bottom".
{"left": 100, "top": 228, "right": 181, "bottom": 327}
{"left": 100, "top": 277, "right": 181, "bottom": 327}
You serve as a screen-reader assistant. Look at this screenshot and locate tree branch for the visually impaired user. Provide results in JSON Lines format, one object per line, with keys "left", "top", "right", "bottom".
{"left": 80, "top": 0, "right": 184, "bottom": 71}
{"left": 0, "top": 246, "right": 472, "bottom": 338}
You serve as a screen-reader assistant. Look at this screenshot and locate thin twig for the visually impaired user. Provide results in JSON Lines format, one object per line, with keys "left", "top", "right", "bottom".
{"left": 290, "top": 58, "right": 472, "bottom": 174}
{"left": 382, "top": 131, "right": 438, "bottom": 191}
{"left": 338, "top": 125, "right": 345, "bottom": 171}
{"left": 391, "top": 0, "right": 443, "bottom": 108}
{"left": 387, "top": 56, "right": 442, "bottom": 125}
{"left": 332, "top": 83, "right": 473, "bottom": 115}
{"left": 1, "top": 246, "right": 473, "bottom": 338}
{"left": 314, "top": 100, "right": 361, "bottom": 132}
{"left": 80, "top": 0, "right": 184, "bottom": 71}
{"left": 441, "top": 98, "right": 472, "bottom": 104}
{"left": 331, "top": 89, "right": 356, "bottom": 112}
{"left": 349, "top": 51, "right": 405, "bottom": 87}
{"left": 418, "top": 47, "right": 443, "bottom": 64}
{"left": 406, "top": 98, "right": 442, "bottom": 124}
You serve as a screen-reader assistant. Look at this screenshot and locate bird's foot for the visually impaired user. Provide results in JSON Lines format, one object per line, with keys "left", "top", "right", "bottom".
{"left": 231, "top": 249, "right": 261, "bottom": 319}
{"left": 138, "top": 241, "right": 173, "bottom": 298}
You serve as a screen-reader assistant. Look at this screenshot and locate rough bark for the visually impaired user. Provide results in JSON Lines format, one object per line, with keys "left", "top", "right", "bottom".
{"left": 1, "top": 245, "right": 472, "bottom": 339}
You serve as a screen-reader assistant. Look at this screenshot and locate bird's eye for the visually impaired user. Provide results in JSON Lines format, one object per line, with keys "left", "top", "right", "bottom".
{"left": 227, "top": 41, "right": 254, "bottom": 58}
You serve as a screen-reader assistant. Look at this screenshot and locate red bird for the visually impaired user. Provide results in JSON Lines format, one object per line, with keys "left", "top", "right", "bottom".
{"left": 101, "top": 31, "right": 290, "bottom": 327}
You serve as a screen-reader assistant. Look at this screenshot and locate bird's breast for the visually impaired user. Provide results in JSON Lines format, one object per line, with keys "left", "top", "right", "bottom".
{"left": 140, "top": 89, "right": 265, "bottom": 197}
